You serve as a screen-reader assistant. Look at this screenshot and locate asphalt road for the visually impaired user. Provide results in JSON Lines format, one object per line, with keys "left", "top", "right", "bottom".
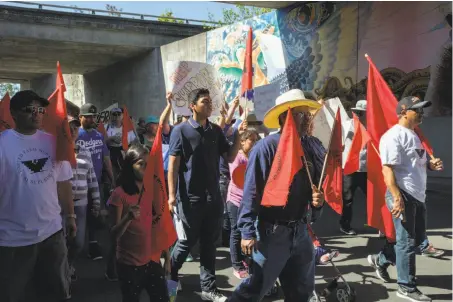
{"left": 23, "top": 188, "right": 453, "bottom": 302}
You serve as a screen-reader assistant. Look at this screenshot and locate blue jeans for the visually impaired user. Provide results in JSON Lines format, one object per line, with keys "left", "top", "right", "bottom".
{"left": 385, "top": 190, "right": 427, "bottom": 291}
{"left": 230, "top": 220, "right": 315, "bottom": 301}
{"left": 67, "top": 205, "right": 88, "bottom": 267}
{"left": 227, "top": 202, "right": 245, "bottom": 271}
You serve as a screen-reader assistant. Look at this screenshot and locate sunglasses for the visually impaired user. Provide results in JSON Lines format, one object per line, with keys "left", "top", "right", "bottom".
{"left": 112, "top": 112, "right": 122, "bottom": 117}
{"left": 20, "top": 106, "right": 47, "bottom": 114}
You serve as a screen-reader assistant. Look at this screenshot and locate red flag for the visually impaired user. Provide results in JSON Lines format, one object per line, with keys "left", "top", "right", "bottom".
{"left": 42, "top": 62, "right": 76, "bottom": 167}
{"left": 322, "top": 108, "right": 343, "bottom": 215}
{"left": 366, "top": 54, "right": 398, "bottom": 240}
{"left": 343, "top": 113, "right": 371, "bottom": 175}
{"left": 142, "top": 125, "right": 177, "bottom": 253}
{"left": 261, "top": 108, "right": 304, "bottom": 207}
{"left": 414, "top": 128, "right": 433, "bottom": 158}
{"left": 239, "top": 27, "right": 253, "bottom": 116}
{"left": 0, "top": 93, "right": 15, "bottom": 132}
{"left": 97, "top": 122, "right": 107, "bottom": 138}
{"left": 121, "top": 107, "right": 135, "bottom": 151}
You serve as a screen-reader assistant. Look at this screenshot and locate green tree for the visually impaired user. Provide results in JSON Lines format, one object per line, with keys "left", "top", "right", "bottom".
{"left": 206, "top": 5, "right": 274, "bottom": 28}
{"left": 0, "top": 83, "right": 20, "bottom": 98}
{"left": 105, "top": 4, "right": 122, "bottom": 17}
{"left": 158, "top": 9, "right": 184, "bottom": 24}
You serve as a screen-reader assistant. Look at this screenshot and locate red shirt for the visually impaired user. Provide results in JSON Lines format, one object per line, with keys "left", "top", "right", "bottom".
{"left": 110, "top": 187, "right": 161, "bottom": 266}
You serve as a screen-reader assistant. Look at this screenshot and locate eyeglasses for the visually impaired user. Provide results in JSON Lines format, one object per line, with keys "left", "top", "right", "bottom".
{"left": 20, "top": 106, "right": 47, "bottom": 114}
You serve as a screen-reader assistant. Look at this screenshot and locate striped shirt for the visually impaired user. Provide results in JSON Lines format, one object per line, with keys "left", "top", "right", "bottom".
{"left": 71, "top": 146, "right": 100, "bottom": 207}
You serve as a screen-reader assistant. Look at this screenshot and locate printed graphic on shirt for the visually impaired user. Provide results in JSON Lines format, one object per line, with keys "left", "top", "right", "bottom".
{"left": 76, "top": 139, "right": 104, "bottom": 160}
{"left": 416, "top": 149, "right": 425, "bottom": 159}
{"left": 16, "top": 148, "right": 55, "bottom": 185}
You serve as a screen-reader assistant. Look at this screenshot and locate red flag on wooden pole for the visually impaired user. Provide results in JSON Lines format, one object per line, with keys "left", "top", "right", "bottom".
{"left": 343, "top": 113, "right": 371, "bottom": 175}
{"left": 121, "top": 106, "right": 135, "bottom": 151}
{"left": 42, "top": 62, "right": 76, "bottom": 167}
{"left": 141, "top": 124, "right": 177, "bottom": 253}
{"left": 322, "top": 108, "right": 343, "bottom": 215}
{"left": 0, "top": 93, "right": 16, "bottom": 132}
{"left": 261, "top": 108, "right": 304, "bottom": 207}
{"left": 239, "top": 27, "right": 253, "bottom": 117}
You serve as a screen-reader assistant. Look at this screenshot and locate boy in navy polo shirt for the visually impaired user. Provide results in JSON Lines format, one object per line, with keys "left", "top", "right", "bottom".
{"left": 167, "top": 88, "right": 244, "bottom": 302}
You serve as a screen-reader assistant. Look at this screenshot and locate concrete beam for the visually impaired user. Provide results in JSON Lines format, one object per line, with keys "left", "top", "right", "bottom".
{"left": 84, "top": 49, "right": 167, "bottom": 119}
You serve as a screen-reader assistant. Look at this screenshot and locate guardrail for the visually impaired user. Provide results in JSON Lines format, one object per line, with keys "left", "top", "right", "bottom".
{"left": 4, "top": 1, "right": 222, "bottom": 26}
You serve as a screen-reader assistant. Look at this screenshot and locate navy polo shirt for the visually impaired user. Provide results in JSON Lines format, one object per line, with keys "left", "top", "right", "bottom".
{"left": 237, "top": 133, "right": 325, "bottom": 240}
{"left": 168, "top": 117, "right": 232, "bottom": 204}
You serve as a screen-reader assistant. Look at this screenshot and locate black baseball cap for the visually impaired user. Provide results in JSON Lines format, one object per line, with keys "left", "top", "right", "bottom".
{"left": 68, "top": 115, "right": 81, "bottom": 127}
{"left": 396, "top": 96, "right": 431, "bottom": 115}
{"left": 80, "top": 103, "right": 98, "bottom": 116}
{"left": 10, "top": 90, "right": 49, "bottom": 111}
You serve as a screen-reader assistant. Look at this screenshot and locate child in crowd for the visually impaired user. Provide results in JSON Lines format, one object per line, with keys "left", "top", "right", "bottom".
{"left": 227, "top": 129, "right": 260, "bottom": 279}
{"left": 109, "top": 144, "right": 170, "bottom": 302}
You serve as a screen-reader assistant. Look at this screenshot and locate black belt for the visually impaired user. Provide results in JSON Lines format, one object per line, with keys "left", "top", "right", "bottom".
{"left": 74, "top": 199, "right": 80, "bottom": 202}
{"left": 265, "top": 219, "right": 306, "bottom": 227}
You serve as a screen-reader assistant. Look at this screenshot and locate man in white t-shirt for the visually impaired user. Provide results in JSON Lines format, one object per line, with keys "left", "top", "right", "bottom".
{"left": 376, "top": 96, "right": 443, "bottom": 302}
{"left": 105, "top": 107, "right": 136, "bottom": 176}
{"left": 0, "top": 90, "right": 76, "bottom": 302}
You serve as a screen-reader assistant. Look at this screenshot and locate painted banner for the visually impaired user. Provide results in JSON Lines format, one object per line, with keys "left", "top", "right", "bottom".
{"left": 165, "top": 61, "right": 223, "bottom": 117}
{"left": 252, "top": 82, "right": 281, "bottom": 122}
{"left": 311, "top": 97, "right": 354, "bottom": 168}
{"left": 96, "top": 103, "right": 119, "bottom": 124}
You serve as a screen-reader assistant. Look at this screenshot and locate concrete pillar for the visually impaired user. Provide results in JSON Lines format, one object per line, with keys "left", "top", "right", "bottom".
{"left": 63, "top": 74, "right": 85, "bottom": 108}
{"left": 30, "top": 74, "right": 56, "bottom": 99}
{"left": 83, "top": 48, "right": 166, "bottom": 119}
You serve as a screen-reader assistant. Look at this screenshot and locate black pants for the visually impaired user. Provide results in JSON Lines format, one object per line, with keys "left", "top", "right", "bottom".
{"left": 340, "top": 172, "right": 367, "bottom": 228}
{"left": 170, "top": 199, "right": 223, "bottom": 292}
{"left": 118, "top": 260, "right": 169, "bottom": 302}
{"left": 0, "top": 230, "right": 70, "bottom": 302}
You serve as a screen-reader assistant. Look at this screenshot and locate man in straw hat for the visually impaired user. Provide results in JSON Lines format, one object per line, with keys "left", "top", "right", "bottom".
{"left": 230, "top": 89, "right": 325, "bottom": 301}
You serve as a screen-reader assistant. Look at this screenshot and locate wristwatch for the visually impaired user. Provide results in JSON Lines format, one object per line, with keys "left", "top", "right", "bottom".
{"left": 66, "top": 214, "right": 77, "bottom": 219}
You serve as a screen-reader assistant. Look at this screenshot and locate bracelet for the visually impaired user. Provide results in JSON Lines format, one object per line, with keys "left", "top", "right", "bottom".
{"left": 66, "top": 214, "right": 77, "bottom": 219}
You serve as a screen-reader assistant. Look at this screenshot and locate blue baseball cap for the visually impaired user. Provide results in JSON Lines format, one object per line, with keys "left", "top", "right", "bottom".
{"left": 145, "top": 115, "right": 159, "bottom": 125}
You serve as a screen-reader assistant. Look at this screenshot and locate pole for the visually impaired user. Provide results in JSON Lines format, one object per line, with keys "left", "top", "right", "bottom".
{"left": 317, "top": 110, "right": 339, "bottom": 190}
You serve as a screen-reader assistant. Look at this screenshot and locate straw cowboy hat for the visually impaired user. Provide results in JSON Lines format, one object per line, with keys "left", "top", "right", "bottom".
{"left": 263, "top": 89, "right": 322, "bottom": 129}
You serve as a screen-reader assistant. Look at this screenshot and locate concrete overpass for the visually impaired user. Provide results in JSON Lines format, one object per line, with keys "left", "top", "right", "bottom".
{"left": 0, "top": 2, "right": 210, "bottom": 116}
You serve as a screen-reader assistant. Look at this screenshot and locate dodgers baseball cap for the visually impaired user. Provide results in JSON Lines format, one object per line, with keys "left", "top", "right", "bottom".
{"left": 10, "top": 90, "right": 49, "bottom": 111}
{"left": 396, "top": 96, "right": 431, "bottom": 115}
{"left": 80, "top": 103, "right": 98, "bottom": 116}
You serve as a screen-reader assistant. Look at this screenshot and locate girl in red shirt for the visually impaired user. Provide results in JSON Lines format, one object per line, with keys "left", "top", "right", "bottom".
{"left": 109, "top": 144, "right": 170, "bottom": 302}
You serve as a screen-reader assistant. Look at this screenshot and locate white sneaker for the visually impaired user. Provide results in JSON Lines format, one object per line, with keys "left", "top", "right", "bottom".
{"left": 201, "top": 289, "right": 227, "bottom": 302}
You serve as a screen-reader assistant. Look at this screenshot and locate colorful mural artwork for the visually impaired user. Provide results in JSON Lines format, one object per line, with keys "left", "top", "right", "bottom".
{"left": 205, "top": 1, "right": 451, "bottom": 116}
{"left": 206, "top": 11, "right": 282, "bottom": 104}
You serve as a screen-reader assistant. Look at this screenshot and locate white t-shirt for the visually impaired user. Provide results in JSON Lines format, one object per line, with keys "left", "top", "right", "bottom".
{"left": 0, "top": 130, "right": 73, "bottom": 247}
{"left": 379, "top": 124, "right": 427, "bottom": 202}
{"left": 106, "top": 125, "right": 136, "bottom": 147}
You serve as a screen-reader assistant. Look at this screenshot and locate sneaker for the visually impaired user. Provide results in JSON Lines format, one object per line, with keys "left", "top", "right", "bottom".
{"left": 396, "top": 287, "right": 432, "bottom": 302}
{"left": 201, "top": 289, "right": 227, "bottom": 302}
{"left": 88, "top": 242, "right": 103, "bottom": 261}
{"left": 367, "top": 254, "right": 391, "bottom": 282}
{"left": 340, "top": 226, "right": 357, "bottom": 235}
{"left": 69, "top": 266, "right": 77, "bottom": 282}
{"left": 233, "top": 268, "right": 249, "bottom": 279}
{"left": 186, "top": 253, "right": 194, "bottom": 262}
{"left": 421, "top": 244, "right": 445, "bottom": 258}
{"left": 104, "top": 272, "right": 118, "bottom": 282}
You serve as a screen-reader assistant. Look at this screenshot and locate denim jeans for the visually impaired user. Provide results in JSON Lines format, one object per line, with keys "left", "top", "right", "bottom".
{"left": 385, "top": 189, "right": 427, "bottom": 291}
{"left": 220, "top": 175, "right": 231, "bottom": 234}
{"left": 229, "top": 220, "right": 315, "bottom": 302}
{"left": 67, "top": 205, "right": 88, "bottom": 267}
{"left": 170, "top": 198, "right": 223, "bottom": 292}
{"left": 227, "top": 202, "right": 245, "bottom": 271}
